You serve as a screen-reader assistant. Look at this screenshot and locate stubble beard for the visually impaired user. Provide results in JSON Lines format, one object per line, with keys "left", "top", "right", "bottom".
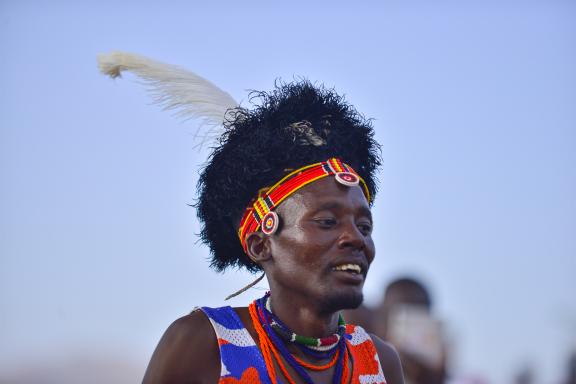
{"left": 318, "top": 289, "right": 364, "bottom": 314}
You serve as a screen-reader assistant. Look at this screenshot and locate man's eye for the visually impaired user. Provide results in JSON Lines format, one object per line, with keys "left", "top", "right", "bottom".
{"left": 314, "top": 218, "right": 337, "bottom": 227}
{"left": 357, "top": 222, "right": 373, "bottom": 235}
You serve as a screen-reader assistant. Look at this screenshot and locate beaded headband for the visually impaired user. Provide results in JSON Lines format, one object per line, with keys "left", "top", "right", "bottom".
{"left": 238, "top": 157, "right": 370, "bottom": 253}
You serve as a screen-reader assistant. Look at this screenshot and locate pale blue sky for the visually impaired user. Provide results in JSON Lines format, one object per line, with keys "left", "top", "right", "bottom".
{"left": 1, "top": 1, "right": 575, "bottom": 383}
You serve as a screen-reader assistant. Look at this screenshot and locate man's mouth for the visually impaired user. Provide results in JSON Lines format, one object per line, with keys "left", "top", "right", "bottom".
{"left": 331, "top": 263, "right": 362, "bottom": 274}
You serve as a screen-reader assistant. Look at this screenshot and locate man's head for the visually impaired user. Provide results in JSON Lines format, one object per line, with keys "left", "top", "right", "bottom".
{"left": 246, "top": 176, "right": 375, "bottom": 312}
{"left": 382, "top": 278, "right": 432, "bottom": 311}
{"left": 196, "top": 80, "right": 381, "bottom": 276}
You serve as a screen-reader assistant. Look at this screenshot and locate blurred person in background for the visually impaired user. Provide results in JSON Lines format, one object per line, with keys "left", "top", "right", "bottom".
{"left": 512, "top": 366, "right": 534, "bottom": 384}
{"left": 564, "top": 351, "right": 576, "bottom": 384}
{"left": 345, "top": 277, "right": 448, "bottom": 384}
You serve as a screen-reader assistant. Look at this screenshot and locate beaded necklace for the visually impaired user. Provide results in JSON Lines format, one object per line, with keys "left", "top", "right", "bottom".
{"left": 264, "top": 294, "right": 346, "bottom": 354}
{"left": 249, "top": 294, "right": 350, "bottom": 384}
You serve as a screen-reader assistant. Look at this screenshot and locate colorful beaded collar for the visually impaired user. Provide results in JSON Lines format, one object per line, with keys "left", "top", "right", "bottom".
{"left": 249, "top": 293, "right": 350, "bottom": 384}
{"left": 237, "top": 157, "right": 370, "bottom": 253}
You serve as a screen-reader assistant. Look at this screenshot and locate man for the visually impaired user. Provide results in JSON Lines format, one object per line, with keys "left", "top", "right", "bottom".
{"left": 99, "top": 52, "right": 404, "bottom": 383}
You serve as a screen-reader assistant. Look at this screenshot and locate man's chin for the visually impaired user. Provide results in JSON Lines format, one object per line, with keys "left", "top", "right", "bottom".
{"left": 319, "top": 290, "right": 364, "bottom": 313}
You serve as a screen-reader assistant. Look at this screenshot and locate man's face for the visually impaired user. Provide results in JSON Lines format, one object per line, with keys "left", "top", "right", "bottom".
{"left": 267, "top": 177, "right": 375, "bottom": 313}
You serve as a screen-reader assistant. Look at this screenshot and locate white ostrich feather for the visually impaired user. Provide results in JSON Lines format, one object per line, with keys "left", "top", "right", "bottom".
{"left": 97, "top": 51, "right": 239, "bottom": 147}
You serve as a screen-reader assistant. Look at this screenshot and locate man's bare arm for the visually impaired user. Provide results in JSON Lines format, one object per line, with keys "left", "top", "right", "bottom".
{"left": 142, "top": 310, "right": 220, "bottom": 384}
{"left": 370, "top": 333, "right": 405, "bottom": 384}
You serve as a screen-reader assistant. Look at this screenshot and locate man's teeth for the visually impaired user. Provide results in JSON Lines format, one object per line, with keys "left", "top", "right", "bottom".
{"left": 333, "top": 264, "right": 361, "bottom": 273}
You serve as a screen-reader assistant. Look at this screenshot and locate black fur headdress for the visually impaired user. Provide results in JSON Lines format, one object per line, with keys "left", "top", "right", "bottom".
{"left": 98, "top": 52, "right": 381, "bottom": 273}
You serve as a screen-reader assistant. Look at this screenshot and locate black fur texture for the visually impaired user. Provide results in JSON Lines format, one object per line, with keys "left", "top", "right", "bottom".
{"left": 196, "top": 80, "right": 381, "bottom": 272}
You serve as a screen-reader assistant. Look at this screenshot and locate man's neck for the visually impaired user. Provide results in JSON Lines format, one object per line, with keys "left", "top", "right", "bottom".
{"left": 268, "top": 290, "right": 341, "bottom": 338}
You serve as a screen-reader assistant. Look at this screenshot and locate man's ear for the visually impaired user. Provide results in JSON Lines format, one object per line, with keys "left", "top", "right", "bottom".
{"left": 245, "top": 232, "right": 272, "bottom": 264}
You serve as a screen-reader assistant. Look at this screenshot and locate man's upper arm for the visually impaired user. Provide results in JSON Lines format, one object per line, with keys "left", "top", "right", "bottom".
{"left": 370, "top": 333, "right": 405, "bottom": 384}
{"left": 142, "top": 310, "right": 220, "bottom": 384}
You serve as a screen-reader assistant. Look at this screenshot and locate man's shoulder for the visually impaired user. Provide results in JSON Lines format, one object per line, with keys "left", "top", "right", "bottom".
{"left": 169, "top": 308, "right": 213, "bottom": 334}
{"left": 368, "top": 333, "right": 405, "bottom": 384}
{"left": 161, "top": 305, "right": 253, "bottom": 352}
{"left": 142, "top": 309, "right": 221, "bottom": 384}
{"left": 171, "top": 304, "right": 247, "bottom": 327}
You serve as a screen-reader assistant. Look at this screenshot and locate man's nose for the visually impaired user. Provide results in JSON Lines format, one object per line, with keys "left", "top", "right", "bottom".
{"left": 337, "top": 220, "right": 366, "bottom": 250}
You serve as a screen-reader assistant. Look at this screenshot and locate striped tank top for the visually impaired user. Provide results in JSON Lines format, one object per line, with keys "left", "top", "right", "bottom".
{"left": 201, "top": 306, "right": 387, "bottom": 384}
